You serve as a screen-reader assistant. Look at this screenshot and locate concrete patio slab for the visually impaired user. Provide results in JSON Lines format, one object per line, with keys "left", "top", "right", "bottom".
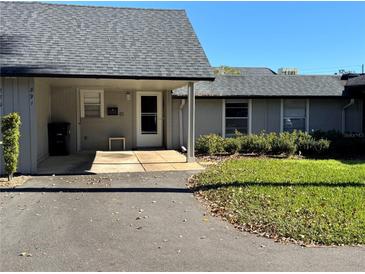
{"left": 171, "top": 162, "right": 205, "bottom": 171}
{"left": 134, "top": 151, "right": 166, "bottom": 164}
{"left": 37, "top": 150, "right": 203, "bottom": 174}
{"left": 93, "top": 151, "right": 139, "bottom": 164}
{"left": 142, "top": 163, "right": 175, "bottom": 172}
{"left": 89, "top": 163, "right": 145, "bottom": 173}
{"left": 156, "top": 150, "right": 186, "bottom": 163}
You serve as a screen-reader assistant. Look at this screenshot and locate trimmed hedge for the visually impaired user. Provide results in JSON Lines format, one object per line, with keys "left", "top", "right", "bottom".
{"left": 1, "top": 113, "right": 21, "bottom": 180}
{"left": 195, "top": 131, "right": 330, "bottom": 157}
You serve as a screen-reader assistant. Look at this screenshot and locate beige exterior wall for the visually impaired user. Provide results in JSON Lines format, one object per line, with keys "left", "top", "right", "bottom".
{"left": 81, "top": 90, "right": 135, "bottom": 150}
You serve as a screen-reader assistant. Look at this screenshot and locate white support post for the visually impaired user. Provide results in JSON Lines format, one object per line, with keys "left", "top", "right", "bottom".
{"left": 187, "top": 82, "right": 195, "bottom": 162}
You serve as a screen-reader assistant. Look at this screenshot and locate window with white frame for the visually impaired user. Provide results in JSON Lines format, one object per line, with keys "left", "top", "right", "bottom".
{"left": 80, "top": 89, "right": 104, "bottom": 118}
{"left": 224, "top": 100, "right": 248, "bottom": 137}
{"left": 283, "top": 99, "right": 307, "bottom": 132}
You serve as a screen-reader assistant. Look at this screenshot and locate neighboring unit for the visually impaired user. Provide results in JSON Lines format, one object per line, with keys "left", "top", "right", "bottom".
{"left": 172, "top": 69, "right": 364, "bottom": 148}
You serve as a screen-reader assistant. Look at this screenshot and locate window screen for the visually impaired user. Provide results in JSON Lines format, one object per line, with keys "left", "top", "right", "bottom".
{"left": 283, "top": 99, "right": 306, "bottom": 132}
{"left": 225, "top": 102, "right": 248, "bottom": 137}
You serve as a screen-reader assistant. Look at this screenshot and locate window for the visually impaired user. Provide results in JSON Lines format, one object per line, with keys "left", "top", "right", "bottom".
{"left": 80, "top": 90, "right": 104, "bottom": 118}
{"left": 282, "top": 99, "right": 308, "bottom": 132}
{"left": 224, "top": 100, "right": 249, "bottom": 137}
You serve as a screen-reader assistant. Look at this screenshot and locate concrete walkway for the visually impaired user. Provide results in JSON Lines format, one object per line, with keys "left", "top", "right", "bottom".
{"left": 37, "top": 150, "right": 203, "bottom": 175}
{"left": 0, "top": 171, "right": 364, "bottom": 271}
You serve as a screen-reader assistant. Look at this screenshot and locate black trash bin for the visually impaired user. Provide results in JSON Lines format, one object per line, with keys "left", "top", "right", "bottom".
{"left": 48, "top": 122, "right": 70, "bottom": 156}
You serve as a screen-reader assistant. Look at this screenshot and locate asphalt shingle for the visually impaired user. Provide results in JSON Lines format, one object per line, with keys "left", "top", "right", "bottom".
{"left": 0, "top": 2, "right": 214, "bottom": 80}
{"left": 173, "top": 74, "right": 347, "bottom": 97}
{"left": 346, "top": 75, "right": 365, "bottom": 87}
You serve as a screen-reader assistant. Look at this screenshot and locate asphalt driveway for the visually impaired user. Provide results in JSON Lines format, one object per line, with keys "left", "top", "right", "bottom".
{"left": 0, "top": 171, "right": 364, "bottom": 271}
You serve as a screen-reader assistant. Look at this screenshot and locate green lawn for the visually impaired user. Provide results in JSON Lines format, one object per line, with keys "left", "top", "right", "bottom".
{"left": 192, "top": 158, "right": 365, "bottom": 245}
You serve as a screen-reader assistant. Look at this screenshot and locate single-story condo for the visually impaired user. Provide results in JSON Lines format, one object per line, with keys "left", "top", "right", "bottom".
{"left": 0, "top": 2, "right": 364, "bottom": 174}
{"left": 172, "top": 68, "right": 364, "bottom": 148}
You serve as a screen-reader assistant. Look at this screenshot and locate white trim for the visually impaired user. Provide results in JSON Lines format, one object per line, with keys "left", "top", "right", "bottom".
{"left": 222, "top": 99, "right": 226, "bottom": 137}
{"left": 223, "top": 99, "right": 250, "bottom": 136}
{"left": 135, "top": 91, "right": 163, "bottom": 147}
{"left": 280, "top": 99, "right": 284, "bottom": 133}
{"left": 248, "top": 99, "right": 252, "bottom": 134}
{"left": 306, "top": 98, "right": 310, "bottom": 132}
{"left": 79, "top": 89, "right": 104, "bottom": 118}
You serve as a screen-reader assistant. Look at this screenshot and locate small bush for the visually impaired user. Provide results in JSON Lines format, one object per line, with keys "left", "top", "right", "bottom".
{"left": 196, "top": 134, "right": 225, "bottom": 155}
{"left": 223, "top": 138, "right": 241, "bottom": 154}
{"left": 268, "top": 132, "right": 297, "bottom": 155}
{"left": 1, "top": 113, "right": 21, "bottom": 180}
{"left": 295, "top": 131, "right": 330, "bottom": 156}
{"left": 238, "top": 134, "right": 271, "bottom": 154}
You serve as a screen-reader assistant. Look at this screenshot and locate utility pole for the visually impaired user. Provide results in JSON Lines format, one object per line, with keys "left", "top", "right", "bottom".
{"left": 362, "top": 64, "right": 364, "bottom": 74}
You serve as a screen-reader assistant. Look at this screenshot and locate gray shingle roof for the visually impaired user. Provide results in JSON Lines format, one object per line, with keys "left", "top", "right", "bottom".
{"left": 346, "top": 75, "right": 365, "bottom": 87}
{"left": 173, "top": 75, "right": 347, "bottom": 97}
{"left": 0, "top": 2, "right": 214, "bottom": 80}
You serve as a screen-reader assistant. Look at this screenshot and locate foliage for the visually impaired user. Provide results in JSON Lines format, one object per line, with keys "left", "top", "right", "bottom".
{"left": 195, "top": 134, "right": 225, "bottom": 155}
{"left": 1, "top": 113, "right": 21, "bottom": 180}
{"left": 223, "top": 138, "right": 241, "bottom": 154}
{"left": 193, "top": 158, "right": 365, "bottom": 245}
{"left": 238, "top": 134, "right": 271, "bottom": 154}
{"left": 195, "top": 130, "right": 330, "bottom": 157}
{"left": 267, "top": 132, "right": 297, "bottom": 155}
{"left": 213, "top": 66, "right": 241, "bottom": 75}
{"left": 311, "top": 130, "right": 365, "bottom": 157}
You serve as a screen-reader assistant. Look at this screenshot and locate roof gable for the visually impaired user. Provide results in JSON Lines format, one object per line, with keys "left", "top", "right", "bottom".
{"left": 0, "top": 2, "right": 214, "bottom": 80}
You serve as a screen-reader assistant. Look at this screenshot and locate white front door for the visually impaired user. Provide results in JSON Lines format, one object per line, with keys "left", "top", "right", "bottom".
{"left": 136, "top": 92, "right": 163, "bottom": 147}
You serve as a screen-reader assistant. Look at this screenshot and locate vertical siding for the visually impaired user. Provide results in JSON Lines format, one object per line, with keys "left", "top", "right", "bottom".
{"left": 34, "top": 78, "right": 51, "bottom": 163}
{"left": 171, "top": 98, "right": 223, "bottom": 148}
{"left": 251, "top": 99, "right": 281, "bottom": 133}
{"left": 0, "top": 77, "right": 37, "bottom": 174}
{"left": 345, "top": 98, "right": 363, "bottom": 133}
{"left": 309, "top": 98, "right": 343, "bottom": 131}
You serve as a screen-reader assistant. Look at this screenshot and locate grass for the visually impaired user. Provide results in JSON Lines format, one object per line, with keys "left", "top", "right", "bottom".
{"left": 192, "top": 158, "right": 365, "bottom": 245}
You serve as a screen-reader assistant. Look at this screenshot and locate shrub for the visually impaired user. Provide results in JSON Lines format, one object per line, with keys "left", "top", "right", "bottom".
{"left": 268, "top": 132, "right": 297, "bottom": 155}
{"left": 310, "top": 130, "right": 364, "bottom": 157}
{"left": 293, "top": 131, "right": 330, "bottom": 156}
{"left": 223, "top": 138, "right": 241, "bottom": 154}
{"left": 238, "top": 134, "right": 271, "bottom": 154}
{"left": 195, "top": 134, "right": 225, "bottom": 155}
{"left": 1, "top": 113, "right": 21, "bottom": 180}
{"left": 195, "top": 130, "right": 332, "bottom": 157}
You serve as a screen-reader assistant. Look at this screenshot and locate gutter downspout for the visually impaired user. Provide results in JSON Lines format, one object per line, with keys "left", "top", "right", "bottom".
{"left": 342, "top": 99, "right": 355, "bottom": 134}
{"left": 179, "top": 99, "right": 186, "bottom": 150}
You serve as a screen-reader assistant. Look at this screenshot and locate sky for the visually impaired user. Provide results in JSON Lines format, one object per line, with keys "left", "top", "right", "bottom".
{"left": 50, "top": 1, "right": 365, "bottom": 75}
